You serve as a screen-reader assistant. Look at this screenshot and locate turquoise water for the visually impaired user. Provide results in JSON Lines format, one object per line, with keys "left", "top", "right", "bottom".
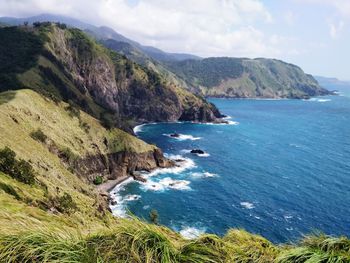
{"left": 110, "top": 87, "right": 350, "bottom": 243}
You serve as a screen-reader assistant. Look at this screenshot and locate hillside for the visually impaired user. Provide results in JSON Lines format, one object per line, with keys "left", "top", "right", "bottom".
{"left": 0, "top": 14, "right": 201, "bottom": 62}
{"left": 0, "top": 24, "right": 221, "bottom": 131}
{"left": 0, "top": 89, "right": 171, "bottom": 233}
{"left": 165, "top": 57, "right": 331, "bottom": 99}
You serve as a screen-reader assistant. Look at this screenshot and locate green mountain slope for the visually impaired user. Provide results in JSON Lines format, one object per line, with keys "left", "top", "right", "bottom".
{"left": 165, "top": 57, "right": 331, "bottom": 99}
{"left": 0, "top": 89, "right": 171, "bottom": 232}
{"left": 0, "top": 24, "right": 221, "bottom": 131}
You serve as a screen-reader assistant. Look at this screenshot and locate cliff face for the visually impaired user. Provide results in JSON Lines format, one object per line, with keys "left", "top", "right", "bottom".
{"left": 48, "top": 27, "right": 220, "bottom": 123}
{"left": 165, "top": 57, "right": 331, "bottom": 99}
{"left": 0, "top": 25, "right": 220, "bottom": 128}
{"left": 74, "top": 149, "right": 173, "bottom": 183}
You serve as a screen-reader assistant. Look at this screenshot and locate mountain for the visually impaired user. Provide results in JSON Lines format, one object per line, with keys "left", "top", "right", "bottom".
{"left": 315, "top": 76, "right": 350, "bottom": 89}
{"left": 164, "top": 57, "right": 331, "bottom": 99}
{"left": 0, "top": 14, "right": 330, "bottom": 100}
{"left": 0, "top": 24, "right": 221, "bottom": 131}
{"left": 0, "top": 14, "right": 201, "bottom": 62}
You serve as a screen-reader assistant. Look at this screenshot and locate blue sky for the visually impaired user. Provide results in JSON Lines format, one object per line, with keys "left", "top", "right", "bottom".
{"left": 0, "top": 0, "right": 349, "bottom": 79}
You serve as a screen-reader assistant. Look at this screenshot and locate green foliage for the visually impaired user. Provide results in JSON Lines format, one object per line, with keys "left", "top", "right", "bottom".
{"left": 93, "top": 176, "right": 103, "bottom": 185}
{"left": 0, "top": 27, "right": 43, "bottom": 91}
{"left": 150, "top": 209, "right": 159, "bottom": 224}
{"left": 0, "top": 182, "right": 21, "bottom": 200}
{"left": 0, "top": 147, "right": 36, "bottom": 185}
{"left": 30, "top": 129, "right": 48, "bottom": 143}
{"left": 0, "top": 216, "right": 349, "bottom": 263}
{"left": 277, "top": 234, "right": 350, "bottom": 262}
{"left": 48, "top": 192, "right": 78, "bottom": 214}
{"left": 57, "top": 192, "right": 78, "bottom": 214}
{"left": 166, "top": 57, "right": 244, "bottom": 87}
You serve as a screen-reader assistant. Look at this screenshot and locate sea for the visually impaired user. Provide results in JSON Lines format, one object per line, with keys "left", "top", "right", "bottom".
{"left": 110, "top": 83, "right": 350, "bottom": 243}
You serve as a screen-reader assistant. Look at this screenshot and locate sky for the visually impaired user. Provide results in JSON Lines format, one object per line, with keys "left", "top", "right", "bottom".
{"left": 0, "top": 0, "right": 349, "bottom": 79}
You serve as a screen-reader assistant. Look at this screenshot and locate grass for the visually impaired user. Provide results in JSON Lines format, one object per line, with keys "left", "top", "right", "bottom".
{"left": 0, "top": 89, "right": 157, "bottom": 235}
{"left": 0, "top": 217, "right": 348, "bottom": 263}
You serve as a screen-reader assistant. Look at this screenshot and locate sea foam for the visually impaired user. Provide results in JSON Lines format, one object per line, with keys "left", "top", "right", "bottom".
{"left": 180, "top": 226, "right": 206, "bottom": 239}
{"left": 110, "top": 178, "right": 140, "bottom": 217}
{"left": 240, "top": 202, "right": 255, "bottom": 209}
{"left": 163, "top": 133, "right": 202, "bottom": 141}
{"left": 141, "top": 177, "right": 191, "bottom": 192}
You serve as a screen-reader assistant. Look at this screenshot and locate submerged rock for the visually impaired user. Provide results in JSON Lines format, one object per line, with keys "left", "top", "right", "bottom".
{"left": 170, "top": 133, "right": 180, "bottom": 138}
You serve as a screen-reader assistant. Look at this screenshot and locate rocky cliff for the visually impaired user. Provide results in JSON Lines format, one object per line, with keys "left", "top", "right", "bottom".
{"left": 0, "top": 24, "right": 221, "bottom": 130}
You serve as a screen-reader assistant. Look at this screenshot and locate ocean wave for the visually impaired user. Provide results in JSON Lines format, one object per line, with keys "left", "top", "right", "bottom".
{"left": 141, "top": 177, "right": 191, "bottom": 191}
{"left": 163, "top": 133, "right": 202, "bottom": 141}
{"left": 306, "top": 98, "right": 331, "bottom": 103}
{"left": 133, "top": 124, "right": 146, "bottom": 134}
{"left": 109, "top": 178, "right": 140, "bottom": 217}
{"left": 180, "top": 226, "right": 206, "bottom": 239}
{"left": 203, "top": 120, "right": 239, "bottom": 125}
{"left": 144, "top": 155, "right": 196, "bottom": 177}
{"left": 191, "top": 172, "right": 218, "bottom": 178}
{"left": 240, "top": 202, "right": 255, "bottom": 209}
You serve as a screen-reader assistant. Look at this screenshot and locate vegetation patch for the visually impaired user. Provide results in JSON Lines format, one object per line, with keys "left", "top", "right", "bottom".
{"left": 0, "top": 147, "right": 36, "bottom": 185}
{"left": 30, "top": 129, "right": 48, "bottom": 143}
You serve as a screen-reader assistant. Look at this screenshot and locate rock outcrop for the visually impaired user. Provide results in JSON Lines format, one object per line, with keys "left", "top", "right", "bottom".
{"left": 73, "top": 148, "right": 173, "bottom": 182}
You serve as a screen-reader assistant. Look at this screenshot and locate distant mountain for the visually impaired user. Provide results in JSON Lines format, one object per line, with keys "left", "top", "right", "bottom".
{"left": 315, "top": 76, "right": 350, "bottom": 89}
{"left": 0, "top": 14, "right": 200, "bottom": 62}
{"left": 0, "top": 14, "right": 330, "bottom": 99}
{"left": 165, "top": 58, "right": 331, "bottom": 99}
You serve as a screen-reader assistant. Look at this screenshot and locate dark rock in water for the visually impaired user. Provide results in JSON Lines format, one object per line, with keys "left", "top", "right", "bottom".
{"left": 191, "top": 149, "right": 205, "bottom": 154}
{"left": 170, "top": 133, "right": 180, "bottom": 138}
{"left": 175, "top": 158, "right": 185, "bottom": 162}
{"left": 132, "top": 171, "right": 147, "bottom": 183}
{"left": 110, "top": 200, "right": 117, "bottom": 206}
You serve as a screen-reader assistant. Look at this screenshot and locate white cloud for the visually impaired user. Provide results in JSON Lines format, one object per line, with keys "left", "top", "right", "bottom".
{"left": 0, "top": 0, "right": 288, "bottom": 58}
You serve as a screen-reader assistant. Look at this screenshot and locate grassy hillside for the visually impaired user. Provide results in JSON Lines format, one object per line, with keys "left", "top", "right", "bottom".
{"left": 165, "top": 57, "right": 331, "bottom": 99}
{"left": 0, "top": 89, "right": 157, "bottom": 233}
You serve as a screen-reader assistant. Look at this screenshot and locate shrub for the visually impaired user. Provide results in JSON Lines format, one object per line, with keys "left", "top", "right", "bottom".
{"left": 57, "top": 192, "right": 77, "bottom": 214}
{"left": 0, "top": 147, "right": 36, "bottom": 185}
{"left": 0, "top": 182, "right": 21, "bottom": 200}
{"left": 149, "top": 209, "right": 159, "bottom": 224}
{"left": 93, "top": 176, "right": 103, "bottom": 185}
{"left": 30, "top": 129, "right": 47, "bottom": 143}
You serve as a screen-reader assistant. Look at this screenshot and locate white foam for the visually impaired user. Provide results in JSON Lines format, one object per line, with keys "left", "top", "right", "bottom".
{"left": 180, "top": 226, "right": 206, "bottom": 239}
{"left": 191, "top": 172, "right": 218, "bottom": 178}
{"left": 110, "top": 178, "right": 139, "bottom": 217}
{"left": 222, "top": 115, "right": 232, "bottom": 120}
{"left": 163, "top": 133, "right": 201, "bottom": 141}
{"left": 144, "top": 155, "right": 196, "bottom": 177}
{"left": 141, "top": 177, "right": 191, "bottom": 191}
{"left": 203, "top": 121, "right": 239, "bottom": 125}
{"left": 306, "top": 98, "right": 331, "bottom": 103}
{"left": 240, "top": 202, "right": 255, "bottom": 209}
{"left": 133, "top": 124, "right": 146, "bottom": 134}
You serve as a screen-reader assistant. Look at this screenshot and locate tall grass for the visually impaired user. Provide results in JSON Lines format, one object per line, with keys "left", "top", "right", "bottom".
{"left": 0, "top": 219, "right": 349, "bottom": 263}
{"left": 277, "top": 234, "right": 350, "bottom": 263}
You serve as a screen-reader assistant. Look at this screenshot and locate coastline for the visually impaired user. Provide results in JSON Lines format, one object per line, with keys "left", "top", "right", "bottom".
{"left": 97, "top": 175, "right": 131, "bottom": 193}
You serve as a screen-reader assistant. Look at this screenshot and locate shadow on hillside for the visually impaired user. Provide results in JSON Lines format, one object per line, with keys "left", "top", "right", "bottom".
{"left": 0, "top": 90, "right": 16, "bottom": 105}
